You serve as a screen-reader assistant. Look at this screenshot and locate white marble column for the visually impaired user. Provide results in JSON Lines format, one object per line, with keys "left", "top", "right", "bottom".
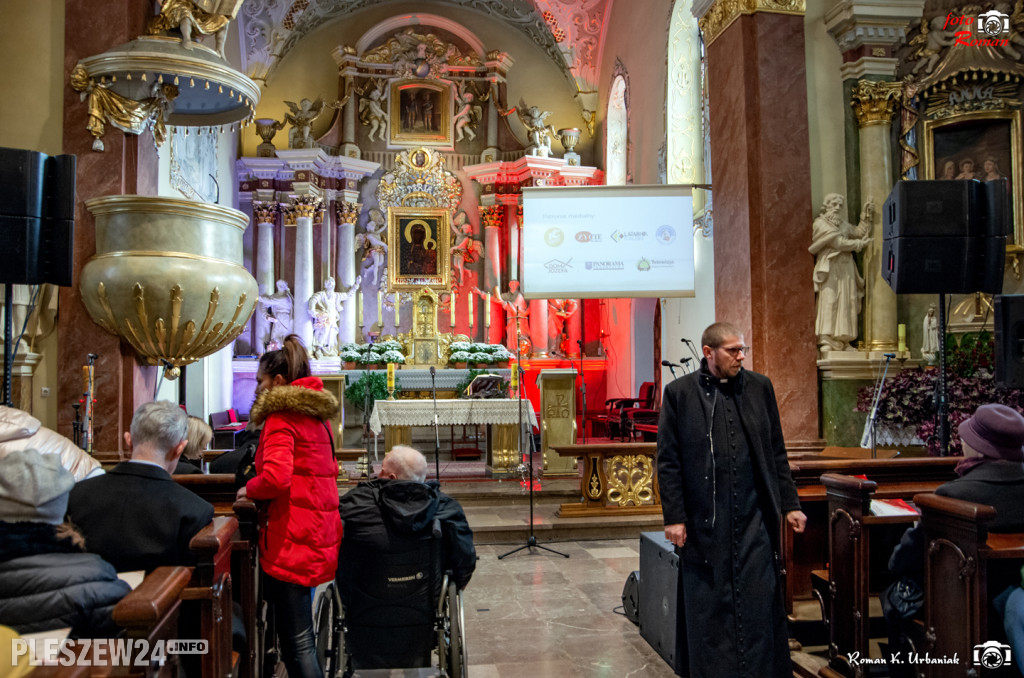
{"left": 336, "top": 201, "right": 359, "bottom": 345}
{"left": 291, "top": 198, "right": 319, "bottom": 348}
{"left": 482, "top": 205, "right": 503, "bottom": 293}
{"left": 342, "top": 76, "right": 360, "bottom": 158}
{"left": 852, "top": 80, "right": 901, "bottom": 352}
{"left": 253, "top": 202, "right": 278, "bottom": 294}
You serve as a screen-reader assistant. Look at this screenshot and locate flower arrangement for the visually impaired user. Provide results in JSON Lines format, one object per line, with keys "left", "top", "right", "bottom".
{"left": 856, "top": 331, "right": 1024, "bottom": 455}
{"left": 468, "top": 351, "right": 492, "bottom": 364}
{"left": 450, "top": 341, "right": 473, "bottom": 353}
{"left": 381, "top": 349, "right": 406, "bottom": 364}
{"left": 449, "top": 350, "right": 471, "bottom": 364}
{"left": 339, "top": 348, "right": 362, "bottom": 363}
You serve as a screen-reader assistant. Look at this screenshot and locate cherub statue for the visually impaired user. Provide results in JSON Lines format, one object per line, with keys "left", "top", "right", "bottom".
{"left": 356, "top": 208, "right": 388, "bottom": 287}
{"left": 517, "top": 99, "right": 556, "bottom": 155}
{"left": 147, "top": 0, "right": 242, "bottom": 59}
{"left": 581, "top": 109, "right": 596, "bottom": 138}
{"left": 358, "top": 80, "right": 388, "bottom": 143}
{"left": 307, "top": 275, "right": 359, "bottom": 359}
{"left": 284, "top": 97, "right": 327, "bottom": 149}
{"left": 908, "top": 15, "right": 956, "bottom": 75}
{"left": 450, "top": 211, "right": 483, "bottom": 286}
{"left": 453, "top": 85, "right": 482, "bottom": 142}
{"left": 258, "top": 279, "right": 294, "bottom": 351}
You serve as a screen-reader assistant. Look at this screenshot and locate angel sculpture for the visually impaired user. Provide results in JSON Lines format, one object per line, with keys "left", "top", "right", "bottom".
{"left": 284, "top": 97, "right": 328, "bottom": 149}
{"left": 450, "top": 211, "right": 483, "bottom": 286}
{"left": 453, "top": 85, "right": 482, "bottom": 142}
{"left": 358, "top": 81, "right": 388, "bottom": 142}
{"left": 356, "top": 208, "right": 388, "bottom": 287}
{"left": 147, "top": 0, "right": 241, "bottom": 58}
{"left": 516, "top": 99, "right": 555, "bottom": 155}
{"left": 581, "top": 109, "right": 596, "bottom": 138}
{"left": 908, "top": 15, "right": 956, "bottom": 75}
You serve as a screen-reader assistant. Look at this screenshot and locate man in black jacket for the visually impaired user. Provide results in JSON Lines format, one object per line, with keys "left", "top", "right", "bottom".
{"left": 67, "top": 401, "right": 214, "bottom": 573}
{"left": 657, "top": 321, "right": 806, "bottom": 678}
{"left": 338, "top": 445, "right": 475, "bottom": 589}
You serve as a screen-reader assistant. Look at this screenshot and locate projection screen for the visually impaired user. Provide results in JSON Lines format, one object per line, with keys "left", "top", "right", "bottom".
{"left": 521, "top": 184, "right": 694, "bottom": 299}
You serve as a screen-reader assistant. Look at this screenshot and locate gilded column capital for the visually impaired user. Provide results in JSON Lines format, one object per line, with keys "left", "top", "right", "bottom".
{"left": 336, "top": 201, "right": 361, "bottom": 225}
{"left": 252, "top": 201, "right": 278, "bottom": 224}
{"left": 851, "top": 79, "right": 901, "bottom": 128}
{"left": 698, "top": 0, "right": 805, "bottom": 46}
{"left": 482, "top": 205, "right": 504, "bottom": 230}
{"left": 290, "top": 195, "right": 322, "bottom": 220}
{"left": 280, "top": 204, "right": 298, "bottom": 226}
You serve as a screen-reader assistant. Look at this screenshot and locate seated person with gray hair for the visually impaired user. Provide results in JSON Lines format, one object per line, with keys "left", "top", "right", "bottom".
{"left": 68, "top": 400, "right": 215, "bottom": 573}
{"left": 339, "top": 445, "right": 476, "bottom": 589}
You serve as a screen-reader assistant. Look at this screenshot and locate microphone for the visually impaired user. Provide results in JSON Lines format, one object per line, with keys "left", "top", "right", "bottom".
{"left": 429, "top": 366, "right": 436, "bottom": 377}
{"left": 680, "top": 357, "right": 692, "bottom": 364}
{"left": 661, "top": 360, "right": 680, "bottom": 367}
{"left": 577, "top": 339, "right": 584, "bottom": 348}
{"left": 87, "top": 353, "right": 99, "bottom": 360}
{"left": 883, "top": 353, "right": 896, "bottom": 359}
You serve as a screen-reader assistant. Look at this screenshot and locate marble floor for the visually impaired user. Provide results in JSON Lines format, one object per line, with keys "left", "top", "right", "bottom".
{"left": 348, "top": 538, "right": 680, "bottom": 678}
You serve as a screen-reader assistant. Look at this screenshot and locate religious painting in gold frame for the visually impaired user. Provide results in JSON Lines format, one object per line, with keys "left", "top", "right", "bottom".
{"left": 921, "top": 109, "right": 1023, "bottom": 250}
{"left": 387, "top": 206, "right": 451, "bottom": 291}
{"left": 389, "top": 80, "right": 452, "bottom": 147}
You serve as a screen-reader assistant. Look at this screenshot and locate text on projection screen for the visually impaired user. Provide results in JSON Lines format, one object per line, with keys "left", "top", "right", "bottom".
{"left": 521, "top": 185, "right": 695, "bottom": 299}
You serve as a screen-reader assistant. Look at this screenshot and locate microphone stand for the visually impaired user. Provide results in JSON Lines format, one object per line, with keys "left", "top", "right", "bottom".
{"left": 861, "top": 353, "right": 895, "bottom": 459}
{"left": 430, "top": 367, "right": 441, "bottom": 481}
{"left": 499, "top": 313, "right": 569, "bottom": 560}
{"left": 576, "top": 339, "right": 587, "bottom": 444}
{"left": 665, "top": 363, "right": 678, "bottom": 380}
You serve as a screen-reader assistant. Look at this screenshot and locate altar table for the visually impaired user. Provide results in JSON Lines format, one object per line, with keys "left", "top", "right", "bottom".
{"left": 370, "top": 398, "right": 537, "bottom": 473}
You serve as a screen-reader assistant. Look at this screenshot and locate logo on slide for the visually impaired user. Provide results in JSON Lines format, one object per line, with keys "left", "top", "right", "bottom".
{"left": 585, "top": 261, "right": 624, "bottom": 271}
{"left": 612, "top": 230, "right": 647, "bottom": 243}
{"left": 656, "top": 225, "right": 676, "bottom": 244}
{"left": 575, "top": 231, "right": 601, "bottom": 242}
{"left": 544, "top": 258, "right": 573, "bottom": 273}
{"left": 637, "top": 258, "right": 652, "bottom": 272}
{"left": 544, "top": 228, "right": 565, "bottom": 246}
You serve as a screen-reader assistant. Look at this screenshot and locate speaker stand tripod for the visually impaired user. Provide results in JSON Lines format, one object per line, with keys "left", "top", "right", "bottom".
{"left": 499, "top": 314, "right": 569, "bottom": 560}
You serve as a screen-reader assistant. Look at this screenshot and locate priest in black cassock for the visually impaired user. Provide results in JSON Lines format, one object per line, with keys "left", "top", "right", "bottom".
{"left": 657, "top": 321, "right": 807, "bottom": 678}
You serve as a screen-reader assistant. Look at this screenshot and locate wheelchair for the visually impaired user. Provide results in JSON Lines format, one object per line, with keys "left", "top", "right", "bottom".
{"left": 314, "top": 517, "right": 468, "bottom": 677}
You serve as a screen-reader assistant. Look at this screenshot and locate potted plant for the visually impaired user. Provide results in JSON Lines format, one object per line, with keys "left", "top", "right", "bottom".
{"left": 340, "top": 348, "right": 361, "bottom": 370}
{"left": 381, "top": 349, "right": 406, "bottom": 365}
{"left": 344, "top": 371, "right": 396, "bottom": 413}
{"left": 449, "top": 350, "right": 471, "bottom": 369}
{"left": 490, "top": 345, "right": 512, "bottom": 368}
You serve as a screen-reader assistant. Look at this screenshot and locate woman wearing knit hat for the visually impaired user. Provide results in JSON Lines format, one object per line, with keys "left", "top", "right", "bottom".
{"left": 0, "top": 449, "right": 130, "bottom": 637}
{"left": 884, "top": 404, "right": 1024, "bottom": 677}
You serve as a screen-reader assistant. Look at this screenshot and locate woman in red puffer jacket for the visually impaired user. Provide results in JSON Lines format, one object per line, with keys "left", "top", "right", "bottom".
{"left": 237, "top": 334, "right": 341, "bottom": 678}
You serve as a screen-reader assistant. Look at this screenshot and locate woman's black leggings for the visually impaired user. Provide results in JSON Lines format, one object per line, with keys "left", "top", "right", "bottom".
{"left": 263, "top": 573, "right": 323, "bottom": 678}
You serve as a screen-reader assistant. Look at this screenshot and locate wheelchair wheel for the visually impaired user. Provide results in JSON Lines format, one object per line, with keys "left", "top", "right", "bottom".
{"left": 443, "top": 581, "right": 467, "bottom": 678}
{"left": 314, "top": 583, "right": 335, "bottom": 671}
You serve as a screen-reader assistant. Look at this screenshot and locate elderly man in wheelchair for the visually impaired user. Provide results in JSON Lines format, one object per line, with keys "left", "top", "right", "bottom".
{"left": 315, "top": 445, "right": 475, "bottom": 677}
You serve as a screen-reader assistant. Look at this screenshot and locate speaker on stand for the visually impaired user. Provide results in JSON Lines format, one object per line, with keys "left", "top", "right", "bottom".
{"left": 995, "top": 295, "right": 1024, "bottom": 388}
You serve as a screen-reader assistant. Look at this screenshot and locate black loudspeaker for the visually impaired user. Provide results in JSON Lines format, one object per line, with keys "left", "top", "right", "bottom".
{"left": 882, "top": 179, "right": 1006, "bottom": 294}
{"left": 621, "top": 570, "right": 640, "bottom": 625}
{"left": 995, "top": 295, "right": 1024, "bottom": 388}
{"left": 0, "top": 147, "right": 76, "bottom": 286}
{"left": 639, "top": 531, "right": 687, "bottom": 675}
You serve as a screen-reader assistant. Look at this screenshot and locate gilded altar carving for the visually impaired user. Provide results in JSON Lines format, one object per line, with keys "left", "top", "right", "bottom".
{"left": 851, "top": 79, "right": 902, "bottom": 128}
{"left": 698, "top": 0, "right": 806, "bottom": 46}
{"left": 336, "top": 201, "right": 361, "bottom": 225}
{"left": 252, "top": 201, "right": 278, "bottom": 224}
{"left": 291, "top": 195, "right": 321, "bottom": 219}
{"left": 361, "top": 27, "right": 481, "bottom": 79}
{"left": 605, "top": 454, "right": 655, "bottom": 507}
{"left": 376, "top": 147, "right": 463, "bottom": 210}
{"left": 70, "top": 64, "right": 179, "bottom": 152}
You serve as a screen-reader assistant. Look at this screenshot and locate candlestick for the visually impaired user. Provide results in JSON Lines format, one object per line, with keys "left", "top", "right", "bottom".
{"left": 898, "top": 323, "right": 906, "bottom": 353}
{"left": 357, "top": 291, "right": 363, "bottom": 326}
{"left": 377, "top": 290, "right": 382, "bottom": 324}
{"left": 394, "top": 294, "right": 400, "bottom": 326}
{"left": 468, "top": 289, "right": 474, "bottom": 328}
{"left": 450, "top": 291, "right": 456, "bottom": 327}
{"left": 484, "top": 292, "right": 491, "bottom": 327}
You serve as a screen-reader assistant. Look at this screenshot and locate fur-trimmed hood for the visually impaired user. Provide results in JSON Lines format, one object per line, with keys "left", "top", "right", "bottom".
{"left": 249, "top": 376, "right": 339, "bottom": 426}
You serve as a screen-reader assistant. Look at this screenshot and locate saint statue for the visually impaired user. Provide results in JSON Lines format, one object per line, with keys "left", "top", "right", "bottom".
{"left": 356, "top": 208, "right": 388, "bottom": 287}
{"left": 259, "top": 280, "right": 293, "bottom": 351}
{"left": 808, "top": 194, "right": 873, "bottom": 355}
{"left": 922, "top": 303, "right": 940, "bottom": 364}
{"left": 548, "top": 298, "right": 579, "bottom": 357}
{"left": 308, "top": 276, "right": 358, "bottom": 359}
{"left": 493, "top": 281, "right": 530, "bottom": 356}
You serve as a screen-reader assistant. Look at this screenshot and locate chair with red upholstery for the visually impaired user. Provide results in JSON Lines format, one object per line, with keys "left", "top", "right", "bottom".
{"left": 593, "top": 382, "right": 656, "bottom": 441}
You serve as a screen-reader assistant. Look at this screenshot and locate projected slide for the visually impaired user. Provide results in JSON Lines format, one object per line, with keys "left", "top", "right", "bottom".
{"left": 522, "top": 184, "right": 695, "bottom": 299}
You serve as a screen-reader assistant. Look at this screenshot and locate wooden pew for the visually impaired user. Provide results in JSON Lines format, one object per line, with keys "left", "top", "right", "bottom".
{"left": 783, "top": 457, "right": 958, "bottom": 614}
{"left": 817, "top": 473, "right": 933, "bottom": 678}
{"left": 184, "top": 516, "right": 238, "bottom": 678}
{"left": 915, "top": 493, "right": 1024, "bottom": 677}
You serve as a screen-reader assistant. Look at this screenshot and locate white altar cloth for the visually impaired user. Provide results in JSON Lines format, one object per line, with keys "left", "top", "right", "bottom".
{"left": 369, "top": 398, "right": 536, "bottom": 435}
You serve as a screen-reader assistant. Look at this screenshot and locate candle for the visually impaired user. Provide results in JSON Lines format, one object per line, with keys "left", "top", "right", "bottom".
{"left": 510, "top": 359, "right": 518, "bottom": 392}
{"left": 377, "top": 290, "right": 382, "bottom": 323}
{"left": 468, "top": 290, "right": 474, "bottom": 328}
{"left": 898, "top": 323, "right": 906, "bottom": 353}
{"left": 387, "top": 362, "right": 395, "bottom": 391}
{"left": 484, "top": 292, "right": 491, "bottom": 327}
{"left": 356, "top": 291, "right": 363, "bottom": 326}
{"left": 394, "top": 294, "right": 400, "bottom": 326}
{"left": 450, "top": 291, "right": 456, "bottom": 326}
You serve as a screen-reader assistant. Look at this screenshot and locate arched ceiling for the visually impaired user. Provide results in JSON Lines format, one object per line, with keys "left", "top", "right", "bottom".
{"left": 236, "top": 0, "right": 611, "bottom": 96}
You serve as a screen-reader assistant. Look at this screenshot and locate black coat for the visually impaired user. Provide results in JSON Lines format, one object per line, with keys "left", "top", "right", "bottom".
{"left": 890, "top": 461, "right": 1024, "bottom": 584}
{"left": 67, "top": 461, "right": 214, "bottom": 573}
{"left": 338, "top": 478, "right": 476, "bottom": 589}
{"left": 0, "top": 521, "right": 131, "bottom": 638}
{"left": 656, "top": 363, "right": 801, "bottom": 563}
